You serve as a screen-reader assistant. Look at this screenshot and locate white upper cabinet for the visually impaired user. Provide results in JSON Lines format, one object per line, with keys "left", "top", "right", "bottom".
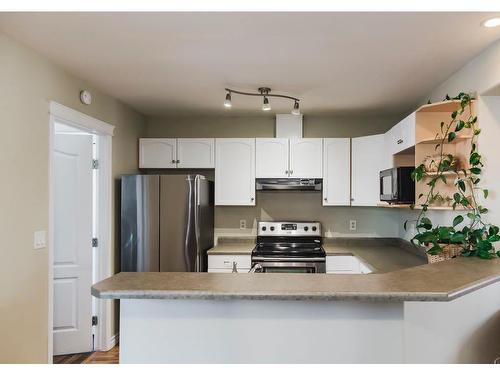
{"left": 256, "top": 138, "right": 289, "bottom": 178}
{"left": 215, "top": 138, "right": 256, "bottom": 206}
{"left": 177, "top": 138, "right": 215, "bottom": 168}
{"left": 139, "top": 138, "right": 214, "bottom": 168}
{"left": 139, "top": 138, "right": 177, "bottom": 168}
{"left": 351, "top": 134, "right": 385, "bottom": 206}
{"left": 387, "top": 112, "right": 416, "bottom": 155}
{"left": 323, "top": 138, "right": 351, "bottom": 206}
{"left": 289, "top": 138, "right": 323, "bottom": 178}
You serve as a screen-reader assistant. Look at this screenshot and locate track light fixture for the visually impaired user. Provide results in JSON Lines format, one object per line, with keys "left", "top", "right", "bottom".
{"left": 224, "top": 92, "right": 232, "bottom": 108}
{"left": 223, "top": 87, "right": 301, "bottom": 115}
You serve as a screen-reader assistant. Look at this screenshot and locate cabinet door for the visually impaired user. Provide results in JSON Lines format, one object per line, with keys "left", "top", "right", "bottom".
{"left": 391, "top": 112, "right": 416, "bottom": 154}
{"left": 323, "top": 138, "right": 351, "bottom": 206}
{"left": 256, "top": 138, "right": 289, "bottom": 178}
{"left": 289, "top": 138, "right": 323, "bottom": 178}
{"left": 351, "top": 134, "right": 385, "bottom": 206}
{"left": 139, "top": 138, "right": 177, "bottom": 168}
{"left": 215, "top": 138, "right": 256, "bottom": 206}
{"left": 177, "top": 138, "right": 215, "bottom": 168}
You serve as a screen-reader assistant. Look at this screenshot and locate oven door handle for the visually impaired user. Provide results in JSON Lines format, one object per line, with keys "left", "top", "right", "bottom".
{"left": 252, "top": 257, "right": 326, "bottom": 262}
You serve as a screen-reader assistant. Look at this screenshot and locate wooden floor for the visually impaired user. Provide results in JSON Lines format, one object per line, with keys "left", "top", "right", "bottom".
{"left": 53, "top": 345, "right": 119, "bottom": 364}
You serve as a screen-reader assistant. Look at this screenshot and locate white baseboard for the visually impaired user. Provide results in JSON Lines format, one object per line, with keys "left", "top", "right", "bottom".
{"left": 108, "top": 333, "right": 119, "bottom": 350}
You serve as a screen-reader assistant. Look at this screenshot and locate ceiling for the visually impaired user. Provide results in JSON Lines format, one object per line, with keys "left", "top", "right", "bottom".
{"left": 1, "top": 12, "right": 500, "bottom": 117}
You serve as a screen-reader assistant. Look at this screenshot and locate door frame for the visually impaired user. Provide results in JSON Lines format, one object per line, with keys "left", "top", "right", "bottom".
{"left": 48, "top": 101, "right": 115, "bottom": 362}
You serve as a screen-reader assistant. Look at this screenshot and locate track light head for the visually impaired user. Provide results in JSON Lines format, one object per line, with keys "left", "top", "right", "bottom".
{"left": 262, "top": 96, "right": 271, "bottom": 111}
{"left": 291, "top": 101, "right": 300, "bottom": 115}
{"left": 224, "top": 92, "right": 232, "bottom": 108}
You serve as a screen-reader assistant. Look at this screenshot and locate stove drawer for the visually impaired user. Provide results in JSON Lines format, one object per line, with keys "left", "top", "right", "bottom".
{"left": 208, "top": 254, "right": 252, "bottom": 270}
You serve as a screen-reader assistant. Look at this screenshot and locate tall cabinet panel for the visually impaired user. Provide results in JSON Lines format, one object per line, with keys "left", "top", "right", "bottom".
{"left": 289, "top": 138, "right": 323, "bottom": 178}
{"left": 256, "top": 138, "right": 289, "bottom": 178}
{"left": 215, "top": 138, "right": 256, "bottom": 206}
{"left": 323, "top": 138, "right": 351, "bottom": 206}
{"left": 351, "top": 134, "right": 385, "bottom": 206}
{"left": 139, "top": 138, "right": 177, "bottom": 168}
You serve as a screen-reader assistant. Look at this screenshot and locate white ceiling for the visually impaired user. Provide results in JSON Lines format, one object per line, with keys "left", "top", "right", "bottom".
{"left": 1, "top": 12, "right": 500, "bottom": 116}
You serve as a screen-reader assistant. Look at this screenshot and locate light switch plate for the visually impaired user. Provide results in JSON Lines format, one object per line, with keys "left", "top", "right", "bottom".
{"left": 34, "top": 230, "right": 46, "bottom": 250}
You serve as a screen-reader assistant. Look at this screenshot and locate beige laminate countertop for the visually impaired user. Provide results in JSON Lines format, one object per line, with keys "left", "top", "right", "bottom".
{"left": 207, "top": 237, "right": 255, "bottom": 255}
{"left": 92, "top": 237, "right": 500, "bottom": 302}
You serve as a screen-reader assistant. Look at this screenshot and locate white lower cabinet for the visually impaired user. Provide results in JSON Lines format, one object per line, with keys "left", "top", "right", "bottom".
{"left": 207, "top": 254, "right": 252, "bottom": 273}
{"left": 323, "top": 138, "right": 351, "bottom": 206}
{"left": 326, "top": 255, "right": 372, "bottom": 274}
{"left": 215, "top": 138, "right": 256, "bottom": 206}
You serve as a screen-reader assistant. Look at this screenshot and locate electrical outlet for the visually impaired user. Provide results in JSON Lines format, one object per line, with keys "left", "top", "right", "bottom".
{"left": 239, "top": 220, "right": 246, "bottom": 230}
{"left": 349, "top": 220, "right": 357, "bottom": 231}
{"left": 34, "top": 230, "right": 46, "bottom": 250}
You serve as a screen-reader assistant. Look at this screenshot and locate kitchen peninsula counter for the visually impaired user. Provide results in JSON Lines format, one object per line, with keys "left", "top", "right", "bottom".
{"left": 92, "top": 257, "right": 500, "bottom": 302}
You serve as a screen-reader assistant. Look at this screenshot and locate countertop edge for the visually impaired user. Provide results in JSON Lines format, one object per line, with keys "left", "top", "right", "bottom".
{"left": 91, "top": 287, "right": 450, "bottom": 302}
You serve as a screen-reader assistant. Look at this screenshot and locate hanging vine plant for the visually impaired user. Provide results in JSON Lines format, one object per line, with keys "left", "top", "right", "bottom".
{"left": 405, "top": 92, "right": 500, "bottom": 259}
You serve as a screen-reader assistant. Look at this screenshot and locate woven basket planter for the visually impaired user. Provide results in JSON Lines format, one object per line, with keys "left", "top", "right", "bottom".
{"left": 426, "top": 243, "right": 464, "bottom": 264}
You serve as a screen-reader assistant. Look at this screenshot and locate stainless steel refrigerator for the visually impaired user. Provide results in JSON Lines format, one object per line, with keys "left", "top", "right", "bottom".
{"left": 120, "top": 174, "right": 214, "bottom": 272}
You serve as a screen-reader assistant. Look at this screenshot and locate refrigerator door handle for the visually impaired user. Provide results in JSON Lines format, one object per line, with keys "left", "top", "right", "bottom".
{"left": 194, "top": 175, "right": 202, "bottom": 272}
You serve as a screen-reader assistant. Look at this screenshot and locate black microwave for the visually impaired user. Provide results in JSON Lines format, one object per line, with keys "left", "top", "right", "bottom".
{"left": 380, "top": 167, "right": 415, "bottom": 204}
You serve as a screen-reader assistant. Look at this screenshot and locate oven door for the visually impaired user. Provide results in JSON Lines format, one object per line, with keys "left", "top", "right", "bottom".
{"left": 252, "top": 259, "right": 325, "bottom": 273}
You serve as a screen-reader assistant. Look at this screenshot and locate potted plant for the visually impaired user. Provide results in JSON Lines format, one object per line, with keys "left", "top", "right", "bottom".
{"left": 406, "top": 93, "right": 500, "bottom": 261}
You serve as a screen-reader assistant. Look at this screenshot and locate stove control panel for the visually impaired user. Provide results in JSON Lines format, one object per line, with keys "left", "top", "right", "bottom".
{"left": 258, "top": 221, "right": 321, "bottom": 236}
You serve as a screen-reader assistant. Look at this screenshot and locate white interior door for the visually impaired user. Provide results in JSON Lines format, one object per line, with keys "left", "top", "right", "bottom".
{"left": 53, "top": 132, "right": 94, "bottom": 355}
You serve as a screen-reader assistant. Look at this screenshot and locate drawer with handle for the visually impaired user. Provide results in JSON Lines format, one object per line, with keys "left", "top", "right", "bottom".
{"left": 208, "top": 254, "right": 252, "bottom": 270}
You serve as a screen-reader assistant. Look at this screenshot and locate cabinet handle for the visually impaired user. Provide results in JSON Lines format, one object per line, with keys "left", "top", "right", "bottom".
{"left": 290, "top": 170, "right": 293, "bottom": 175}
{"left": 324, "top": 198, "right": 328, "bottom": 201}
{"left": 232, "top": 262, "right": 238, "bottom": 273}
{"left": 397, "top": 139, "right": 403, "bottom": 144}
{"left": 285, "top": 170, "right": 289, "bottom": 175}
{"left": 176, "top": 159, "right": 180, "bottom": 163}
{"left": 171, "top": 159, "right": 176, "bottom": 164}
{"left": 250, "top": 197, "right": 254, "bottom": 201}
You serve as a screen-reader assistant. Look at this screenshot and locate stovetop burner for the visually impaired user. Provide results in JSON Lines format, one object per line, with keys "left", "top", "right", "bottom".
{"left": 252, "top": 221, "right": 325, "bottom": 259}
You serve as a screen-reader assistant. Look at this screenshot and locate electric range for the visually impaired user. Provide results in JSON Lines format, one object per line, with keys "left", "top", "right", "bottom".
{"left": 251, "top": 221, "right": 326, "bottom": 273}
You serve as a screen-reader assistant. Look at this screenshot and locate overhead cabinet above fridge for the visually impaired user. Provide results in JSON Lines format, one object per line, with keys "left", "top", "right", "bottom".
{"left": 139, "top": 138, "right": 215, "bottom": 169}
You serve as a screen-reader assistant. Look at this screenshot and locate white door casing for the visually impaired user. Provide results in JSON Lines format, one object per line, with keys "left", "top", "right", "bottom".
{"left": 176, "top": 138, "right": 215, "bottom": 168}
{"left": 139, "top": 138, "right": 177, "bottom": 168}
{"left": 215, "top": 138, "right": 256, "bottom": 206}
{"left": 256, "top": 138, "right": 289, "bottom": 178}
{"left": 323, "top": 138, "right": 351, "bottom": 206}
{"left": 53, "top": 133, "right": 94, "bottom": 355}
{"left": 289, "top": 138, "right": 323, "bottom": 178}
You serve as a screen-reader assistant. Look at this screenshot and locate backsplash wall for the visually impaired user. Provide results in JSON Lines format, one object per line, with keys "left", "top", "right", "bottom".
{"left": 145, "top": 113, "right": 404, "bottom": 238}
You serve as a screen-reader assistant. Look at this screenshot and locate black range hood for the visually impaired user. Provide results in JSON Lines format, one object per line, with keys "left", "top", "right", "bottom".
{"left": 256, "top": 178, "right": 322, "bottom": 191}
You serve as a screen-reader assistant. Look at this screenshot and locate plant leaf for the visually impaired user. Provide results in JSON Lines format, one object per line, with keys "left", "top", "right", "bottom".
{"left": 453, "top": 215, "right": 464, "bottom": 227}
{"left": 483, "top": 189, "right": 489, "bottom": 199}
{"left": 448, "top": 132, "right": 456, "bottom": 142}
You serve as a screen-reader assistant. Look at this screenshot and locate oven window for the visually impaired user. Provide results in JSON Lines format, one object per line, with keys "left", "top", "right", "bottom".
{"left": 382, "top": 175, "right": 393, "bottom": 196}
{"left": 263, "top": 267, "right": 315, "bottom": 273}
